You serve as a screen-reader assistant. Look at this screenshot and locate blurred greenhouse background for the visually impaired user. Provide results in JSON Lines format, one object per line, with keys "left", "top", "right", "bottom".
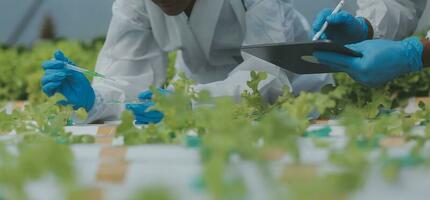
{"left": 0, "top": 0, "right": 115, "bottom": 45}
{"left": 1, "top": 0, "right": 429, "bottom": 46}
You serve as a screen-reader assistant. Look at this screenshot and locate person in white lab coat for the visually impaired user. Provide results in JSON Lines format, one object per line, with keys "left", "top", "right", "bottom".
{"left": 312, "top": 0, "right": 429, "bottom": 86}
{"left": 41, "top": 0, "right": 333, "bottom": 124}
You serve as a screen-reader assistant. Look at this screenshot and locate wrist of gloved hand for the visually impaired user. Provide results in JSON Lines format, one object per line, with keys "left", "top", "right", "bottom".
{"left": 355, "top": 17, "right": 371, "bottom": 42}
{"left": 401, "top": 37, "right": 424, "bottom": 72}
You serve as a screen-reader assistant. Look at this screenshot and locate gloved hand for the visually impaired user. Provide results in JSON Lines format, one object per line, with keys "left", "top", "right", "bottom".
{"left": 41, "top": 50, "right": 95, "bottom": 111}
{"left": 126, "top": 88, "right": 171, "bottom": 125}
{"left": 313, "top": 37, "right": 424, "bottom": 86}
{"left": 313, "top": 8, "right": 370, "bottom": 45}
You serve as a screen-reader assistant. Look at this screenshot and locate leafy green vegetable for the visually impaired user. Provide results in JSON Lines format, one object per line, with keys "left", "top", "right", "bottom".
{"left": 75, "top": 108, "right": 88, "bottom": 121}
{"left": 130, "top": 185, "right": 175, "bottom": 200}
{"left": 0, "top": 93, "right": 94, "bottom": 145}
{"left": 0, "top": 138, "right": 76, "bottom": 200}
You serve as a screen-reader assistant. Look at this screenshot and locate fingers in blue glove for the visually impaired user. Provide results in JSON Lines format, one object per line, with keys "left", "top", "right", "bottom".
{"left": 126, "top": 102, "right": 154, "bottom": 113}
{"left": 138, "top": 88, "right": 171, "bottom": 100}
{"left": 138, "top": 90, "right": 154, "bottom": 100}
{"left": 128, "top": 89, "right": 171, "bottom": 125}
{"left": 313, "top": 51, "right": 358, "bottom": 74}
{"left": 312, "top": 8, "right": 333, "bottom": 33}
{"left": 314, "top": 42, "right": 364, "bottom": 67}
{"left": 54, "top": 50, "right": 75, "bottom": 65}
{"left": 42, "top": 60, "right": 67, "bottom": 70}
{"left": 135, "top": 110, "right": 164, "bottom": 124}
{"left": 157, "top": 88, "right": 172, "bottom": 95}
{"left": 126, "top": 103, "right": 164, "bottom": 125}
{"left": 42, "top": 81, "right": 62, "bottom": 97}
{"left": 42, "top": 56, "right": 81, "bottom": 77}
{"left": 326, "top": 11, "right": 355, "bottom": 25}
{"left": 345, "top": 43, "right": 366, "bottom": 52}
{"left": 41, "top": 72, "right": 67, "bottom": 96}
{"left": 41, "top": 51, "right": 74, "bottom": 72}
{"left": 41, "top": 72, "right": 66, "bottom": 85}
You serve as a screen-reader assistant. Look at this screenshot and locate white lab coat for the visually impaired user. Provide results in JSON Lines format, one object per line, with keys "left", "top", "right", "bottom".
{"left": 356, "top": 0, "right": 427, "bottom": 40}
{"left": 87, "top": 0, "right": 333, "bottom": 122}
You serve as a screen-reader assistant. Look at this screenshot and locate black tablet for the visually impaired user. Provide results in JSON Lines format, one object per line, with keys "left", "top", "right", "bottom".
{"left": 242, "top": 40, "right": 362, "bottom": 74}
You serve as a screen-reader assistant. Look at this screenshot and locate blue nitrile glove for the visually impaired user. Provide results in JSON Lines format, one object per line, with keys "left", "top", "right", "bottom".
{"left": 313, "top": 37, "right": 424, "bottom": 86}
{"left": 41, "top": 50, "right": 95, "bottom": 111}
{"left": 313, "top": 9, "right": 370, "bottom": 45}
{"left": 126, "top": 88, "right": 171, "bottom": 125}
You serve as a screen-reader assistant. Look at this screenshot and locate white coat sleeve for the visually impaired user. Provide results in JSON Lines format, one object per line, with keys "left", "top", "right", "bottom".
{"left": 193, "top": 0, "right": 333, "bottom": 104}
{"left": 356, "top": 0, "right": 427, "bottom": 40}
{"left": 85, "top": 0, "right": 167, "bottom": 123}
{"left": 192, "top": 53, "right": 293, "bottom": 104}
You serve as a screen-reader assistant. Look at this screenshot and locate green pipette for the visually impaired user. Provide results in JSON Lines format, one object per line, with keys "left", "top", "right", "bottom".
{"left": 104, "top": 99, "right": 151, "bottom": 105}
{"left": 64, "top": 63, "right": 117, "bottom": 82}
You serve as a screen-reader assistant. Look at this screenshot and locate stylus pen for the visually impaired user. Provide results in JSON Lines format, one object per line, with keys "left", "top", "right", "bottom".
{"left": 312, "top": 0, "right": 345, "bottom": 41}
